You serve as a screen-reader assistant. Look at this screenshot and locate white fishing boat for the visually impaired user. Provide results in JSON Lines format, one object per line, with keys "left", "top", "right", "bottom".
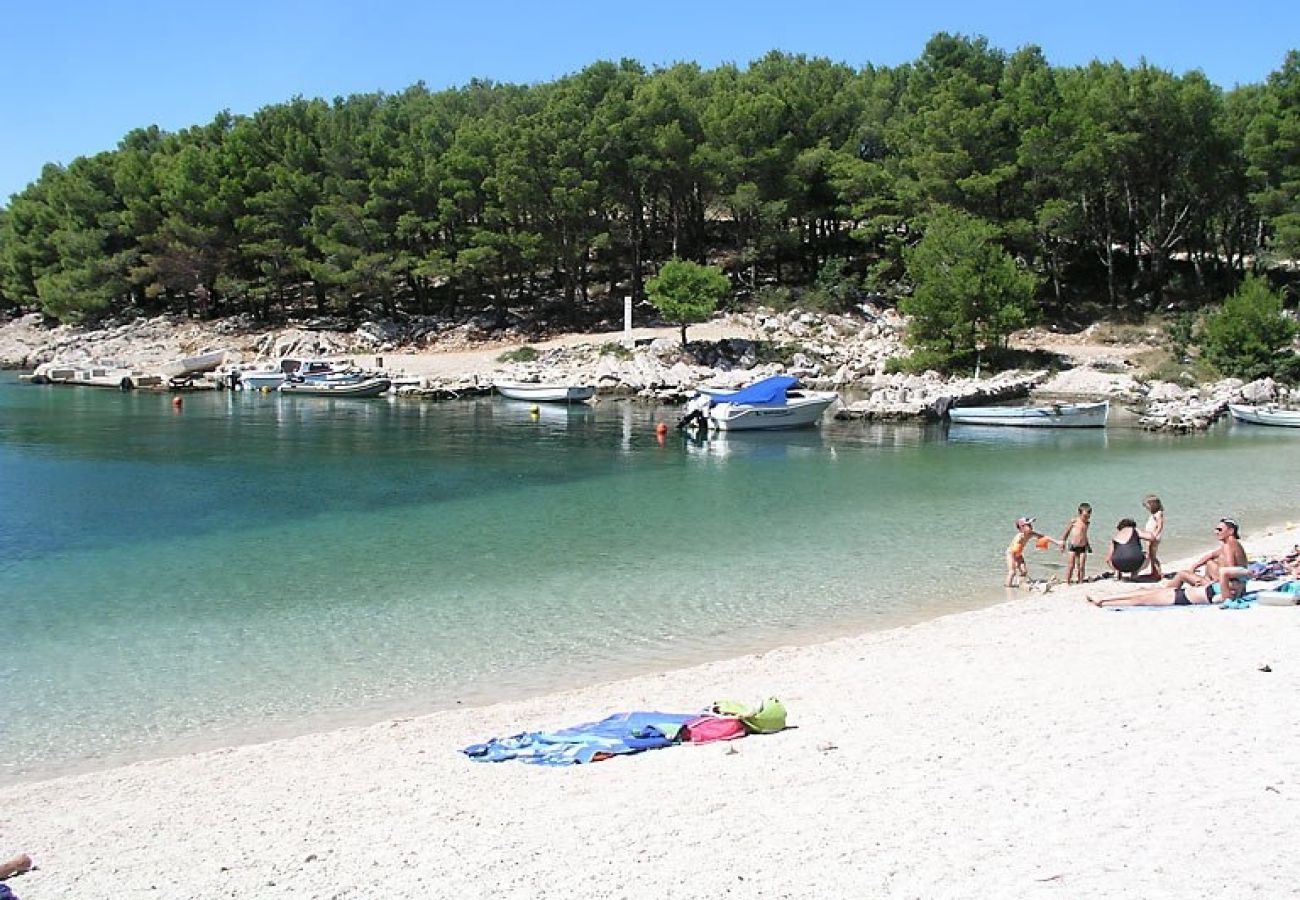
{"left": 160, "top": 349, "right": 226, "bottom": 378}
{"left": 948, "top": 400, "right": 1109, "bottom": 428}
{"left": 493, "top": 381, "right": 596, "bottom": 403}
{"left": 681, "top": 375, "right": 838, "bottom": 431}
{"left": 1228, "top": 404, "right": 1300, "bottom": 428}
{"left": 277, "top": 375, "right": 392, "bottom": 398}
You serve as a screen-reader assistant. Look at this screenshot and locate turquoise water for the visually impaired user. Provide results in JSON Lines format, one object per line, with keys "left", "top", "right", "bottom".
{"left": 2, "top": 373, "right": 1298, "bottom": 782}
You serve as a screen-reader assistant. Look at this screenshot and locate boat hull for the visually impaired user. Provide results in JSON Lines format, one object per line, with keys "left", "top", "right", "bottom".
{"left": 494, "top": 382, "right": 595, "bottom": 403}
{"left": 708, "top": 392, "right": 837, "bottom": 431}
{"left": 1229, "top": 404, "right": 1300, "bottom": 427}
{"left": 160, "top": 349, "right": 226, "bottom": 378}
{"left": 948, "top": 401, "right": 1109, "bottom": 428}
{"left": 278, "top": 377, "right": 392, "bottom": 398}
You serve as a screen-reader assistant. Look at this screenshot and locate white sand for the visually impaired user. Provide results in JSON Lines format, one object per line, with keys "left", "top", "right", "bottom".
{"left": 3, "top": 526, "right": 1299, "bottom": 899}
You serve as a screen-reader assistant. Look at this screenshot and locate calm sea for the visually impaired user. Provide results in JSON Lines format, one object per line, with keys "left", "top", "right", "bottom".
{"left": 2, "top": 373, "right": 1297, "bottom": 782}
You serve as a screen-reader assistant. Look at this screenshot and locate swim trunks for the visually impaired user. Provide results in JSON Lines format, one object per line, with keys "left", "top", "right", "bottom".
{"left": 1067, "top": 542, "right": 1092, "bottom": 554}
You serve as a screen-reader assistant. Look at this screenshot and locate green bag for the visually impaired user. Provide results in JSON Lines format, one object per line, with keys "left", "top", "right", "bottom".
{"left": 709, "top": 697, "right": 787, "bottom": 734}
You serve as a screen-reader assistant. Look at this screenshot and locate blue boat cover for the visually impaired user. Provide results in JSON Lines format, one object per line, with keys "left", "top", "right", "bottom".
{"left": 462, "top": 711, "right": 696, "bottom": 765}
{"left": 706, "top": 375, "right": 797, "bottom": 407}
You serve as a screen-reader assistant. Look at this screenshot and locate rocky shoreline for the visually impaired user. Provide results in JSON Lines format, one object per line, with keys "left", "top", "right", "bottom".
{"left": 1, "top": 308, "right": 1293, "bottom": 431}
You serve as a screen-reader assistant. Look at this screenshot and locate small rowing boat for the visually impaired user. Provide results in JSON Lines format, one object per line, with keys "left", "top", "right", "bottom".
{"left": 948, "top": 400, "right": 1109, "bottom": 428}
{"left": 493, "top": 381, "right": 596, "bottom": 403}
{"left": 1228, "top": 404, "right": 1300, "bottom": 428}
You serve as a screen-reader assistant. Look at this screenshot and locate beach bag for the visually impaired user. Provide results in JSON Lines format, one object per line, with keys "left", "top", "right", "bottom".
{"left": 683, "top": 715, "right": 746, "bottom": 743}
{"left": 709, "top": 697, "right": 788, "bottom": 734}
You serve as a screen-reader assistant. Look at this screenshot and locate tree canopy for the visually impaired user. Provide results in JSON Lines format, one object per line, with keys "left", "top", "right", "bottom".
{"left": 900, "top": 206, "right": 1040, "bottom": 368}
{"left": 0, "top": 36, "right": 1297, "bottom": 337}
{"left": 645, "top": 258, "right": 731, "bottom": 345}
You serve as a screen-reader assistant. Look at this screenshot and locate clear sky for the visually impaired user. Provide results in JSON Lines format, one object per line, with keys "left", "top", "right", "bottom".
{"left": 2, "top": 0, "right": 1294, "bottom": 203}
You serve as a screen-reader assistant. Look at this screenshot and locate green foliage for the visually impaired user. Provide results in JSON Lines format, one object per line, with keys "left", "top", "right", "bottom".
{"left": 751, "top": 285, "right": 795, "bottom": 310}
{"left": 885, "top": 348, "right": 953, "bottom": 374}
{"left": 1244, "top": 51, "right": 1300, "bottom": 259}
{"left": 497, "top": 345, "right": 539, "bottom": 363}
{"left": 900, "top": 206, "right": 1039, "bottom": 370}
{"left": 645, "top": 258, "right": 730, "bottom": 345}
{"left": 803, "top": 256, "right": 863, "bottom": 313}
{"left": 1166, "top": 313, "right": 1196, "bottom": 359}
{"left": 0, "top": 42, "right": 1295, "bottom": 329}
{"left": 598, "top": 341, "right": 633, "bottom": 359}
{"left": 1198, "top": 275, "right": 1298, "bottom": 380}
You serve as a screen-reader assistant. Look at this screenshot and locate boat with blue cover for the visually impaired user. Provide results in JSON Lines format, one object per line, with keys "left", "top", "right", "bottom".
{"left": 681, "top": 375, "right": 838, "bottom": 431}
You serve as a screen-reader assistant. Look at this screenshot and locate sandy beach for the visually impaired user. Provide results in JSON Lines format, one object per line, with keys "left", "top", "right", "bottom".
{"left": 2, "top": 524, "right": 1297, "bottom": 899}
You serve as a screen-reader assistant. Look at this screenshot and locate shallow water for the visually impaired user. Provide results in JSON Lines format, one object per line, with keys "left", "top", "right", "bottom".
{"left": 2, "top": 374, "right": 1297, "bottom": 781}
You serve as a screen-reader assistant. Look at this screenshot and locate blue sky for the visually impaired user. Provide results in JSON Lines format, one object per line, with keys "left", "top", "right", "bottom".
{"left": 2, "top": 0, "right": 1294, "bottom": 203}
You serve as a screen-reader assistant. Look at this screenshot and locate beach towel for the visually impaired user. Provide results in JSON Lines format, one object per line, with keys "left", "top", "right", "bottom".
{"left": 462, "top": 711, "right": 695, "bottom": 765}
{"left": 683, "top": 715, "right": 746, "bottom": 743}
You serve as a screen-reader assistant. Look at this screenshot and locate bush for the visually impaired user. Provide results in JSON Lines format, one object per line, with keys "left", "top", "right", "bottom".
{"left": 598, "top": 342, "right": 633, "bottom": 360}
{"left": 497, "top": 345, "right": 539, "bottom": 363}
{"left": 1198, "top": 275, "right": 1298, "bottom": 381}
{"left": 886, "top": 349, "right": 954, "bottom": 374}
{"left": 900, "top": 207, "right": 1039, "bottom": 371}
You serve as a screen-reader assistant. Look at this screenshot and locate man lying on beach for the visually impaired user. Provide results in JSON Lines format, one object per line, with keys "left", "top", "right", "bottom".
{"left": 1090, "top": 517, "right": 1248, "bottom": 607}
{"left": 0, "top": 854, "right": 31, "bottom": 881}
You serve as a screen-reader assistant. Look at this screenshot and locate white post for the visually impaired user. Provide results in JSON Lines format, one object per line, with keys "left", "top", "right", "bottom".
{"left": 623, "top": 295, "right": 634, "bottom": 348}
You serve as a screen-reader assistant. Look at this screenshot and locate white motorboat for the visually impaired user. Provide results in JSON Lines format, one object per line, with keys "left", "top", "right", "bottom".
{"left": 238, "top": 358, "right": 358, "bottom": 391}
{"left": 277, "top": 375, "right": 392, "bottom": 398}
{"left": 681, "top": 375, "right": 838, "bottom": 431}
{"left": 493, "top": 381, "right": 596, "bottom": 403}
{"left": 1228, "top": 404, "right": 1300, "bottom": 428}
{"left": 948, "top": 400, "right": 1109, "bottom": 428}
{"left": 160, "top": 349, "right": 226, "bottom": 378}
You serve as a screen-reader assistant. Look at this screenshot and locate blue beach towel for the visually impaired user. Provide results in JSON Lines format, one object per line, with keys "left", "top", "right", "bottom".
{"left": 463, "top": 711, "right": 695, "bottom": 765}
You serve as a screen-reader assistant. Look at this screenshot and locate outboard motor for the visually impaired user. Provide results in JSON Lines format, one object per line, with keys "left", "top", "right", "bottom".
{"left": 677, "top": 393, "right": 712, "bottom": 435}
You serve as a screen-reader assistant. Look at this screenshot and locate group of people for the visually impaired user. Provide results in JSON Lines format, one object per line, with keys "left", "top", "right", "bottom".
{"left": 1005, "top": 495, "right": 1166, "bottom": 587}
{"left": 1092, "top": 517, "right": 1254, "bottom": 607}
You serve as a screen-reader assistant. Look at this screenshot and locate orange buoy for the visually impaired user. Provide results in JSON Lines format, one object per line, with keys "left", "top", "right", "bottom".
{"left": 655, "top": 422, "right": 668, "bottom": 436}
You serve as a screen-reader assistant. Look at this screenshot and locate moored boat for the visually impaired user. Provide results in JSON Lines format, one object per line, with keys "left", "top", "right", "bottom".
{"left": 948, "top": 400, "right": 1109, "bottom": 428}
{"left": 160, "top": 349, "right": 227, "bottom": 378}
{"left": 277, "top": 376, "right": 392, "bottom": 398}
{"left": 681, "top": 375, "right": 838, "bottom": 431}
{"left": 493, "top": 381, "right": 596, "bottom": 403}
{"left": 1228, "top": 404, "right": 1300, "bottom": 428}
{"left": 29, "top": 362, "right": 163, "bottom": 390}
{"left": 238, "top": 358, "right": 359, "bottom": 391}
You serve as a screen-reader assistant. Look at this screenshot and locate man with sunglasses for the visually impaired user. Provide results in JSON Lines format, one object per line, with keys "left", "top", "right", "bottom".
{"left": 1092, "top": 518, "right": 1248, "bottom": 607}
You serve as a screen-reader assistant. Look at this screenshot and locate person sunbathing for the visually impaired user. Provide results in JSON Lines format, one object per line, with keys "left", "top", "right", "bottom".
{"left": 1091, "top": 517, "right": 1247, "bottom": 607}
{"left": 0, "top": 854, "right": 31, "bottom": 881}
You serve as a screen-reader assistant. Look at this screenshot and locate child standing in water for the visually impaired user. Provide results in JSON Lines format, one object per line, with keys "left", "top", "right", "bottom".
{"left": 1142, "top": 494, "right": 1165, "bottom": 579}
{"left": 1060, "top": 502, "right": 1093, "bottom": 584}
{"left": 1006, "top": 516, "right": 1060, "bottom": 587}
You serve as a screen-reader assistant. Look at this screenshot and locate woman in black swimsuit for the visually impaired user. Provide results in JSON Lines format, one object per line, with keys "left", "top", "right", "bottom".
{"left": 1106, "top": 518, "right": 1145, "bottom": 579}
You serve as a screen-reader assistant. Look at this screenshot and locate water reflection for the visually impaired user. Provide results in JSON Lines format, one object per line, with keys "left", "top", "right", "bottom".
{"left": 943, "top": 422, "right": 1111, "bottom": 449}
{"left": 683, "top": 428, "right": 832, "bottom": 461}
{"left": 490, "top": 398, "right": 597, "bottom": 428}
